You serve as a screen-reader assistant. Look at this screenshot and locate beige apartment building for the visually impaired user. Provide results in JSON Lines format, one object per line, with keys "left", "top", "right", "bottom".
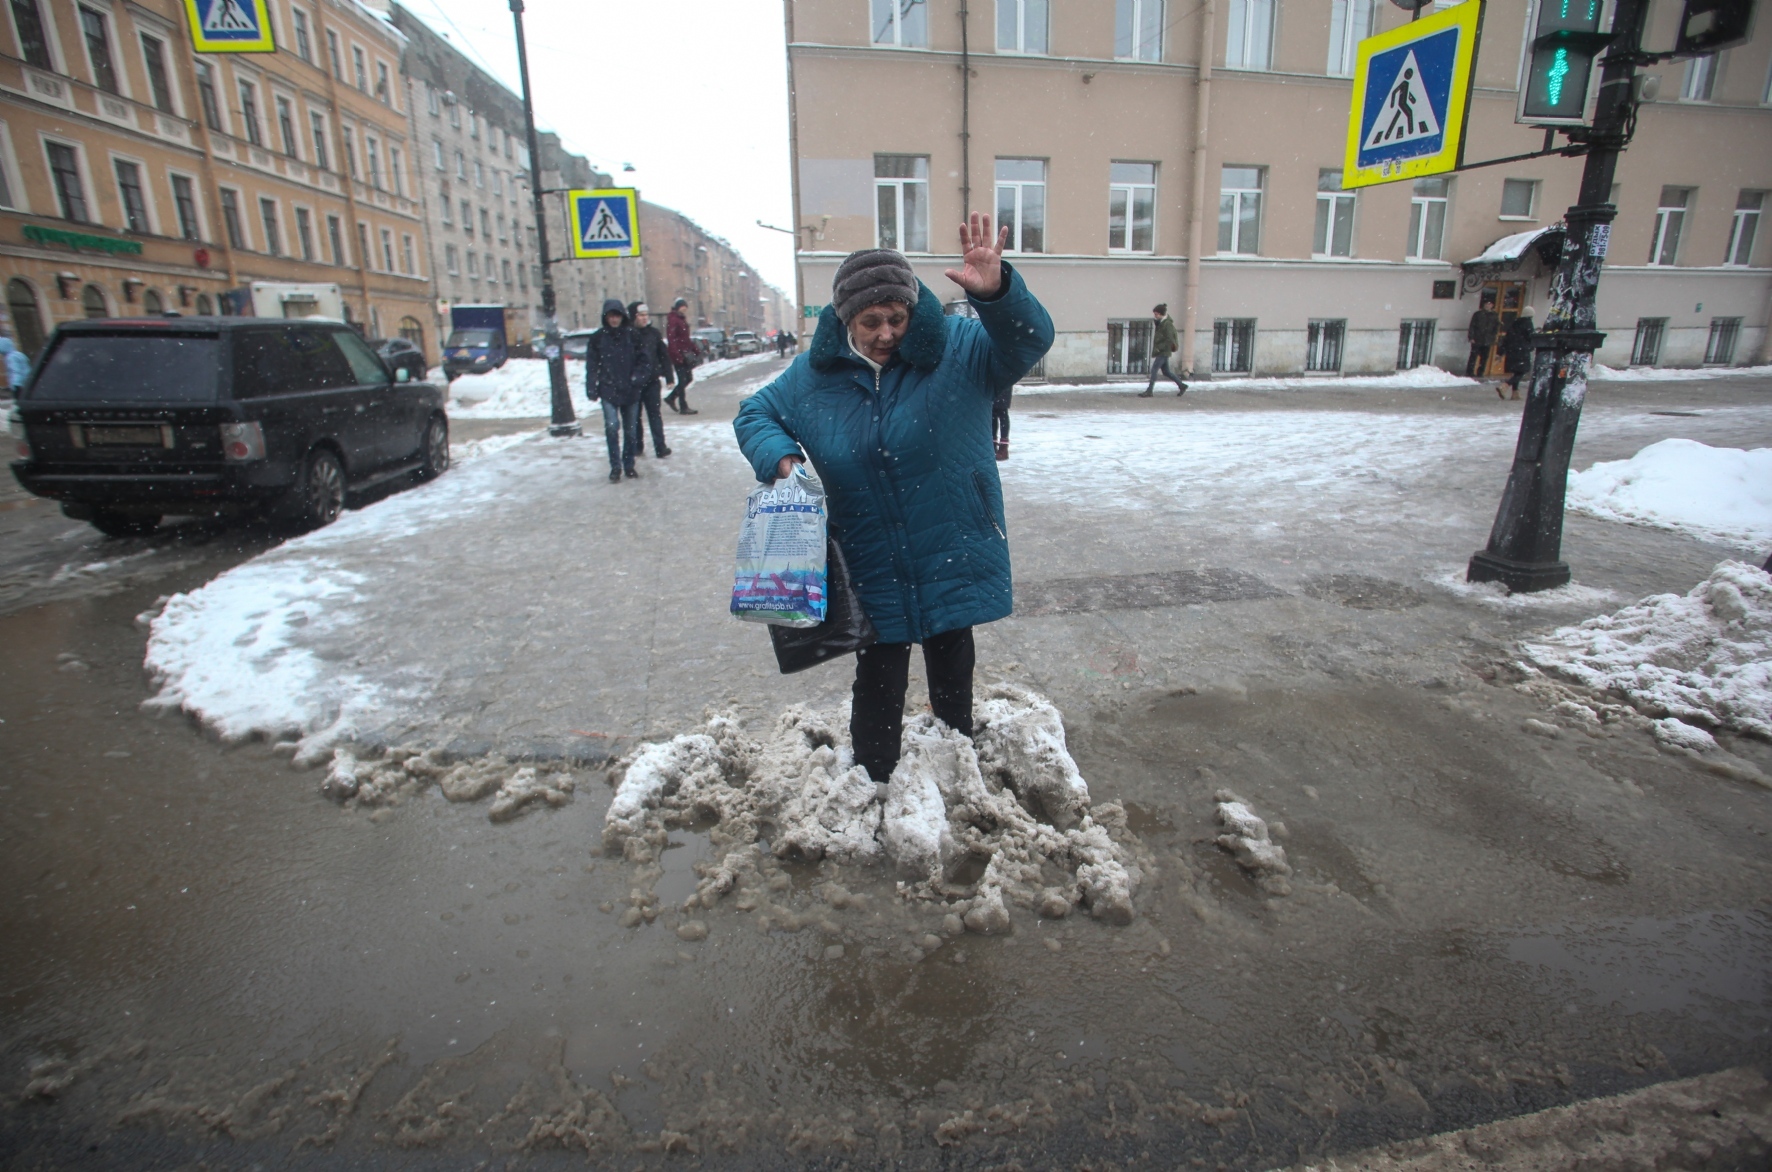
{"left": 643, "top": 199, "right": 786, "bottom": 335}
{"left": 786, "top": 0, "right": 1772, "bottom": 378}
{"left": 0, "top": 0, "right": 434, "bottom": 360}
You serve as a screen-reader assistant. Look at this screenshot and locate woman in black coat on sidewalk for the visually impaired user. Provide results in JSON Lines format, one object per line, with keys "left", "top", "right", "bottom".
{"left": 1500, "top": 308, "right": 1535, "bottom": 401}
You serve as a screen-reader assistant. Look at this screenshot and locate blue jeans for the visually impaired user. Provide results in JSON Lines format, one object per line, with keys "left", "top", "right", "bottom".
{"left": 600, "top": 399, "right": 641, "bottom": 471}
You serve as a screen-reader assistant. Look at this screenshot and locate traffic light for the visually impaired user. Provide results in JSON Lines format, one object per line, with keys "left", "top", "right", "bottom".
{"left": 1517, "top": 0, "right": 1615, "bottom": 125}
{"left": 1674, "top": 0, "right": 1756, "bottom": 55}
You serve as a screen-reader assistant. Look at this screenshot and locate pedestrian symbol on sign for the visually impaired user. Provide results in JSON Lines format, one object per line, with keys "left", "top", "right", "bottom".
{"left": 582, "top": 201, "right": 629, "bottom": 245}
{"left": 183, "top": 0, "right": 277, "bottom": 52}
{"left": 1341, "top": 0, "right": 1482, "bottom": 189}
{"left": 1363, "top": 51, "right": 1442, "bottom": 149}
{"left": 566, "top": 187, "right": 642, "bottom": 258}
{"left": 203, "top": 0, "right": 257, "bottom": 31}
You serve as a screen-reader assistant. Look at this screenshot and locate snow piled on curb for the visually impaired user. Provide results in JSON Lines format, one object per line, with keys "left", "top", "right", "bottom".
{"left": 1568, "top": 438, "right": 1772, "bottom": 549}
{"left": 446, "top": 358, "right": 568, "bottom": 419}
{"left": 1521, "top": 561, "right": 1772, "bottom": 739}
{"left": 1591, "top": 363, "right": 1772, "bottom": 382}
{"left": 1018, "top": 366, "right": 1478, "bottom": 395}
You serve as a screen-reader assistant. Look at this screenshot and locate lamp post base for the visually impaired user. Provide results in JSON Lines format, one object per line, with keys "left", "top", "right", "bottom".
{"left": 1466, "top": 550, "right": 1570, "bottom": 593}
{"left": 547, "top": 421, "right": 582, "bottom": 438}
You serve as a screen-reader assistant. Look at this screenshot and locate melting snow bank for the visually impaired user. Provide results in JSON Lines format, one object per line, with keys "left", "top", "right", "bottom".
{"left": 604, "top": 685, "right": 1148, "bottom": 931}
{"left": 1567, "top": 438, "right": 1772, "bottom": 549}
{"left": 1017, "top": 366, "right": 1477, "bottom": 395}
{"left": 1214, "top": 791, "right": 1292, "bottom": 894}
{"left": 324, "top": 747, "right": 576, "bottom": 821}
{"left": 1521, "top": 561, "right": 1772, "bottom": 741}
{"left": 446, "top": 358, "right": 571, "bottom": 419}
{"left": 1591, "top": 363, "right": 1772, "bottom": 382}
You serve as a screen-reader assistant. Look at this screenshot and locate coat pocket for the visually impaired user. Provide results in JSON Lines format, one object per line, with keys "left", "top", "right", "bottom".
{"left": 970, "top": 468, "right": 1006, "bottom": 540}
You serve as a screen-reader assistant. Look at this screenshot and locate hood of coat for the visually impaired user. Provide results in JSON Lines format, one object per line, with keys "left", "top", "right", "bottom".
{"left": 808, "top": 279, "right": 945, "bottom": 375}
{"left": 600, "top": 298, "right": 629, "bottom": 329}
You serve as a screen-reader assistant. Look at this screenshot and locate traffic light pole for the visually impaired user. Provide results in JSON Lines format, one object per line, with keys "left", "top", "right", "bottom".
{"left": 510, "top": 0, "right": 579, "bottom": 438}
{"left": 1466, "top": 0, "right": 1650, "bottom": 591}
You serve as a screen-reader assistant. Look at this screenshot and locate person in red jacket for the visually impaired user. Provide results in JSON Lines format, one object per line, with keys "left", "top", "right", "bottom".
{"left": 663, "top": 298, "right": 700, "bottom": 415}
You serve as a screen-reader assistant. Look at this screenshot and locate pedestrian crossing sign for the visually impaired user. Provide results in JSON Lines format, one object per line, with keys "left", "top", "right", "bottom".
{"left": 183, "top": 0, "right": 276, "bottom": 53}
{"left": 567, "top": 188, "right": 641, "bottom": 259}
{"left": 1343, "top": 0, "right": 1484, "bottom": 188}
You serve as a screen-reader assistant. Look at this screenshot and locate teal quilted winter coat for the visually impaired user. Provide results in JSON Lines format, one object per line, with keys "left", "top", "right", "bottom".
{"left": 733, "top": 263, "right": 1054, "bottom": 644}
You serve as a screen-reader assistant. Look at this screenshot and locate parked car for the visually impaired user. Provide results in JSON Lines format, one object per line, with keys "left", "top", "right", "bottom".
{"left": 8, "top": 317, "right": 448, "bottom": 537}
{"left": 730, "top": 331, "right": 761, "bottom": 355}
{"left": 691, "top": 327, "right": 726, "bottom": 362}
{"left": 375, "top": 336, "right": 428, "bottom": 382}
{"left": 561, "top": 329, "right": 596, "bottom": 361}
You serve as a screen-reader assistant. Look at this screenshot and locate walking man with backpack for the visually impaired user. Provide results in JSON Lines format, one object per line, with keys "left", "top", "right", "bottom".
{"left": 1139, "top": 303, "right": 1187, "bottom": 397}
{"left": 664, "top": 298, "right": 700, "bottom": 415}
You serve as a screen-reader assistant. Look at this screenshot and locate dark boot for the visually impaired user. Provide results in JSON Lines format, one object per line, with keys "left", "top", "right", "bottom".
{"left": 608, "top": 468, "right": 622, "bottom": 483}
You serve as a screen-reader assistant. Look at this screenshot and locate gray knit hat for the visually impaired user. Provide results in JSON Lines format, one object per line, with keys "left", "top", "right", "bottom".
{"left": 832, "top": 249, "right": 919, "bottom": 323}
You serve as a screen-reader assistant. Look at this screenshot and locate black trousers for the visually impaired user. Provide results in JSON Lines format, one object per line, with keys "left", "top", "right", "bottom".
{"left": 851, "top": 627, "right": 975, "bottom": 782}
{"left": 1466, "top": 344, "right": 1491, "bottom": 376}
{"left": 667, "top": 362, "right": 694, "bottom": 410}
{"left": 992, "top": 403, "right": 1010, "bottom": 443}
{"left": 639, "top": 380, "right": 666, "bottom": 454}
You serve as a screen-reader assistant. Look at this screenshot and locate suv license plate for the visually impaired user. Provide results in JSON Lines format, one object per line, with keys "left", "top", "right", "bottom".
{"left": 83, "top": 425, "right": 171, "bottom": 447}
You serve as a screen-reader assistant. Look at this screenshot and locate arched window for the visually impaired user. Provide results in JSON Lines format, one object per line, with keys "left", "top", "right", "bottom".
{"left": 81, "top": 284, "right": 108, "bottom": 319}
{"left": 398, "top": 315, "right": 423, "bottom": 350}
{"left": 142, "top": 288, "right": 164, "bottom": 314}
{"left": 195, "top": 292, "right": 214, "bottom": 314}
{"left": 7, "top": 278, "right": 45, "bottom": 357}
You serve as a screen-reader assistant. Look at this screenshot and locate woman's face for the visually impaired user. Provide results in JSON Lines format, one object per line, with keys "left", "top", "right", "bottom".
{"left": 850, "top": 301, "right": 910, "bottom": 365}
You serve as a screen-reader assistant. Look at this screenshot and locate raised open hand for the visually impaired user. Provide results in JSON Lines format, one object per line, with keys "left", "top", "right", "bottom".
{"left": 944, "top": 211, "right": 1009, "bottom": 300}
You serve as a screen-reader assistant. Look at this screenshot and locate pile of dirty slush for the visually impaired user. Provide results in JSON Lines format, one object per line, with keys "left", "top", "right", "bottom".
{"left": 603, "top": 685, "right": 1147, "bottom": 932}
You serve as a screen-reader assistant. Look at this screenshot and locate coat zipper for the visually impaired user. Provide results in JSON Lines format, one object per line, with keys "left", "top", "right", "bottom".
{"left": 973, "top": 469, "right": 1007, "bottom": 540}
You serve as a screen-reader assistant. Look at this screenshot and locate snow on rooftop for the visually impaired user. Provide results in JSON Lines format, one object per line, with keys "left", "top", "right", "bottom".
{"left": 1466, "top": 226, "right": 1558, "bottom": 266}
{"left": 1567, "top": 437, "right": 1772, "bottom": 550}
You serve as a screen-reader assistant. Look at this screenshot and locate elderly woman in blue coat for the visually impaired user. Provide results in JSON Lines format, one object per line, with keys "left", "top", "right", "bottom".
{"left": 735, "top": 213, "right": 1054, "bottom": 782}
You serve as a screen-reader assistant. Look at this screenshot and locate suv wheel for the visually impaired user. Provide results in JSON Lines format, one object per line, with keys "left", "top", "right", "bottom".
{"left": 90, "top": 510, "right": 161, "bottom": 538}
{"left": 418, "top": 415, "right": 450, "bottom": 480}
{"left": 299, "top": 448, "right": 346, "bottom": 529}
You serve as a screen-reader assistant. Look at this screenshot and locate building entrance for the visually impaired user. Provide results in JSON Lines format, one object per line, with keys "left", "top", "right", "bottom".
{"left": 1476, "top": 280, "right": 1527, "bottom": 376}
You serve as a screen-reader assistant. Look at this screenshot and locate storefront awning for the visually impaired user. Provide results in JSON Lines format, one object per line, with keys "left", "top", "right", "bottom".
{"left": 1463, "top": 225, "right": 1565, "bottom": 273}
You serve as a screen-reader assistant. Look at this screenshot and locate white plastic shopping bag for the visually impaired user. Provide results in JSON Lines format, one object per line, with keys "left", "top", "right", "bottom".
{"left": 730, "top": 465, "right": 828, "bottom": 628}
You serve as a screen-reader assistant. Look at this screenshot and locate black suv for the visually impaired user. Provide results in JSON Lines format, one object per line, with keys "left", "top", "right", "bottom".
{"left": 8, "top": 318, "right": 449, "bottom": 537}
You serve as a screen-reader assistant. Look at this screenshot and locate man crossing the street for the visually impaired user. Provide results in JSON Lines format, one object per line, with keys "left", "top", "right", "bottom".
{"left": 1139, "top": 303, "right": 1186, "bottom": 397}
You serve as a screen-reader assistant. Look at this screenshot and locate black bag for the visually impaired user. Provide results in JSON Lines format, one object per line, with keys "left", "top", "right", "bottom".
{"left": 768, "top": 538, "right": 878, "bottom": 674}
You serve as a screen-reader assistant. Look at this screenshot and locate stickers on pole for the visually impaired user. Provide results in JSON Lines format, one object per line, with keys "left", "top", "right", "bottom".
{"left": 567, "top": 188, "right": 641, "bottom": 259}
{"left": 184, "top": 0, "right": 276, "bottom": 53}
{"left": 1342, "top": 0, "right": 1484, "bottom": 188}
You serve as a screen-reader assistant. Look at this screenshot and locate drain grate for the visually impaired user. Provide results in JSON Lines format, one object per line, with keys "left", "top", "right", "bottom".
{"left": 1018, "top": 568, "right": 1284, "bottom": 616}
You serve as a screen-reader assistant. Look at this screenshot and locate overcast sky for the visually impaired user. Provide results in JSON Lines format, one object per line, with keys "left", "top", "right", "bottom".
{"left": 402, "top": 0, "right": 798, "bottom": 297}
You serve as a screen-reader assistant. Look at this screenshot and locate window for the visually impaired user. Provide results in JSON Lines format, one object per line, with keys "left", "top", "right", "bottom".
{"left": 492, "top": 169, "right": 502, "bottom": 197}
{"left": 260, "top": 197, "right": 281, "bottom": 255}
{"left": 0, "top": 143, "right": 11, "bottom": 209}
{"left": 1212, "top": 318, "right": 1255, "bottom": 372}
{"left": 455, "top": 149, "right": 465, "bottom": 178}
{"left": 352, "top": 45, "right": 367, "bottom": 91}
{"left": 480, "top": 207, "right": 491, "bottom": 238}
{"left": 497, "top": 212, "right": 507, "bottom": 243}
{"left": 399, "top": 317, "right": 423, "bottom": 349}
{"left": 485, "top": 252, "right": 497, "bottom": 283}
{"left": 1650, "top": 186, "right": 1690, "bottom": 265}
{"left": 426, "top": 84, "right": 439, "bottom": 115}
{"left": 1703, "top": 317, "right": 1741, "bottom": 364}
{"left": 505, "top": 135, "right": 513, "bottom": 161}
{"left": 291, "top": 8, "right": 310, "bottom": 61}
{"left": 467, "top": 250, "right": 478, "bottom": 276}
{"left": 474, "top": 160, "right": 484, "bottom": 188}
{"left": 80, "top": 285, "right": 108, "bottom": 318}
{"left": 46, "top": 142, "right": 88, "bottom": 222}
{"left": 997, "top": 0, "right": 1048, "bottom": 52}
{"left": 1682, "top": 53, "right": 1716, "bottom": 101}
{"left": 1327, "top": 0, "right": 1375, "bottom": 76}
{"left": 375, "top": 62, "right": 390, "bottom": 104}
{"left": 366, "top": 136, "right": 380, "bottom": 188}
{"left": 872, "top": 0, "right": 927, "bottom": 46}
{"left": 12, "top": 0, "right": 51, "bottom": 69}
{"left": 1315, "top": 169, "right": 1355, "bottom": 256}
{"left": 341, "top": 127, "right": 356, "bottom": 177}
{"left": 140, "top": 34, "right": 174, "bottom": 113}
{"left": 875, "top": 154, "right": 929, "bottom": 251}
{"left": 469, "top": 111, "right": 479, "bottom": 139}
{"left": 1500, "top": 178, "right": 1537, "bottom": 219}
{"left": 276, "top": 97, "right": 297, "bottom": 157}
{"left": 517, "top": 263, "right": 526, "bottom": 290}
{"left": 433, "top": 139, "right": 444, "bottom": 170}
{"left": 1218, "top": 166, "right": 1263, "bottom": 254}
{"left": 1108, "top": 162, "right": 1156, "bottom": 251}
{"left": 449, "top": 99, "right": 460, "bottom": 129}
{"left": 1115, "top": 0, "right": 1162, "bottom": 59}
{"left": 238, "top": 80, "right": 262, "bottom": 146}
{"left": 440, "top": 196, "right": 452, "bottom": 226}
{"left": 326, "top": 213, "right": 344, "bottom": 264}
{"left": 461, "top": 199, "right": 473, "bottom": 235}
{"left": 1629, "top": 318, "right": 1663, "bottom": 364}
{"left": 219, "top": 187, "right": 244, "bottom": 248}
{"left": 356, "top": 221, "right": 370, "bottom": 268}
{"left": 171, "top": 174, "right": 199, "bottom": 239}
{"left": 1225, "top": 0, "right": 1274, "bottom": 70}
{"left": 1726, "top": 191, "right": 1762, "bottom": 265}
{"left": 995, "top": 158, "right": 1045, "bottom": 253}
{"left": 196, "top": 61, "right": 222, "bottom": 130}
{"left": 389, "top": 146, "right": 402, "bottom": 196}
{"left": 1306, "top": 320, "right": 1345, "bottom": 371}
{"left": 114, "top": 159, "right": 147, "bottom": 232}
{"left": 296, "top": 206, "right": 314, "bottom": 259}
{"left": 1407, "top": 176, "right": 1449, "bottom": 259}
{"left": 1397, "top": 319, "right": 1436, "bottom": 367}
{"left": 403, "top": 234, "right": 416, "bottom": 274}
{"left": 1106, "top": 319, "right": 1154, "bottom": 375}
{"left": 309, "top": 111, "right": 330, "bottom": 170}
{"left": 380, "top": 227, "right": 394, "bottom": 271}
{"left": 141, "top": 287, "right": 162, "bottom": 314}
{"left": 326, "top": 29, "right": 342, "bottom": 79}
{"left": 7, "top": 278, "right": 43, "bottom": 357}
{"left": 78, "top": 6, "right": 118, "bottom": 94}
{"left": 502, "top": 258, "right": 512, "bottom": 284}
{"left": 445, "top": 243, "right": 459, "bottom": 273}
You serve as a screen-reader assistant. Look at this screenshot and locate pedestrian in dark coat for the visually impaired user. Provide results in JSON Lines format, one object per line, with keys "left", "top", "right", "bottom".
{"left": 628, "top": 301, "right": 671, "bottom": 458}
{"left": 735, "top": 213, "right": 1054, "bottom": 783}
{"left": 586, "top": 298, "right": 645, "bottom": 481}
{"left": 1138, "top": 303, "right": 1186, "bottom": 396}
{"left": 664, "top": 298, "right": 700, "bottom": 415}
{"left": 1501, "top": 308, "right": 1535, "bottom": 401}
{"left": 1466, "top": 296, "right": 1499, "bottom": 377}
{"left": 992, "top": 379, "right": 1013, "bottom": 460}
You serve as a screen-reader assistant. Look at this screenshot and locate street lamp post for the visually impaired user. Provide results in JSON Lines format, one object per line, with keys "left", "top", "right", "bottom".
{"left": 510, "top": 0, "right": 578, "bottom": 438}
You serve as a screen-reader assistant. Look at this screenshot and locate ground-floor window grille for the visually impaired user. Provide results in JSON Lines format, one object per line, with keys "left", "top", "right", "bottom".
{"left": 1396, "top": 319, "right": 1436, "bottom": 369}
{"left": 1705, "top": 317, "right": 1741, "bottom": 365}
{"left": 1306, "top": 319, "right": 1345, "bottom": 371}
{"left": 1631, "top": 317, "right": 1665, "bottom": 365}
{"left": 1107, "top": 319, "right": 1153, "bottom": 375}
{"left": 1212, "top": 318, "right": 1255, "bottom": 373}
{"left": 1020, "top": 355, "right": 1046, "bottom": 382}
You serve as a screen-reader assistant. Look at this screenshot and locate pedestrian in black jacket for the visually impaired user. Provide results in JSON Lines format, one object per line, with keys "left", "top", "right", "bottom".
{"left": 586, "top": 298, "right": 645, "bottom": 481}
{"left": 628, "top": 302, "right": 672, "bottom": 458}
{"left": 1466, "top": 295, "right": 1499, "bottom": 378}
{"left": 1500, "top": 308, "right": 1535, "bottom": 401}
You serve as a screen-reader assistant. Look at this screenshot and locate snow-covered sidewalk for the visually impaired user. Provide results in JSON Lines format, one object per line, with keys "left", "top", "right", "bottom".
{"left": 447, "top": 352, "right": 783, "bottom": 420}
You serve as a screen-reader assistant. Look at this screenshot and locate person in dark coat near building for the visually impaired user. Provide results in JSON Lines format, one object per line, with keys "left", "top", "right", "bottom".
{"left": 628, "top": 302, "right": 671, "bottom": 459}
{"left": 664, "top": 298, "right": 700, "bottom": 415}
{"left": 735, "top": 213, "right": 1054, "bottom": 783}
{"left": 1138, "top": 303, "right": 1186, "bottom": 396}
{"left": 1501, "top": 307, "right": 1535, "bottom": 401}
{"left": 586, "top": 299, "right": 646, "bottom": 482}
{"left": 1466, "top": 295, "right": 1500, "bottom": 378}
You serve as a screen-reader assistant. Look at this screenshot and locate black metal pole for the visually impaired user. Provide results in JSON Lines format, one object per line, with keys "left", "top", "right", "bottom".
{"left": 1467, "top": 0, "right": 1648, "bottom": 592}
{"left": 510, "top": 0, "right": 578, "bottom": 438}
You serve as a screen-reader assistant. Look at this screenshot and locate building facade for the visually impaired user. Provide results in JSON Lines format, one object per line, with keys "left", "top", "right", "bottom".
{"left": 641, "top": 199, "right": 783, "bottom": 335}
{"left": 0, "top": 0, "right": 434, "bottom": 361}
{"left": 786, "top": 0, "right": 1772, "bottom": 378}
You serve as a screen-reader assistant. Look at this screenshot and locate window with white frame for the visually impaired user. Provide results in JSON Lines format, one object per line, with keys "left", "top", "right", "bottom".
{"left": 12, "top": 0, "right": 53, "bottom": 70}
{"left": 1407, "top": 176, "right": 1449, "bottom": 259}
{"left": 78, "top": 6, "right": 119, "bottom": 94}
{"left": 445, "top": 243, "right": 459, "bottom": 274}
{"left": 1705, "top": 316, "right": 1741, "bottom": 364}
{"left": 195, "top": 61, "right": 223, "bottom": 130}
{"left": 404, "top": 234, "right": 416, "bottom": 274}
{"left": 355, "top": 221, "right": 369, "bottom": 268}
{"left": 352, "top": 45, "right": 367, "bottom": 91}
{"left": 997, "top": 0, "right": 1048, "bottom": 53}
{"left": 1682, "top": 53, "right": 1716, "bottom": 100}
{"left": 1397, "top": 319, "right": 1436, "bottom": 368}
{"left": 440, "top": 195, "right": 451, "bottom": 226}
{"left": 461, "top": 199, "right": 472, "bottom": 235}
{"left": 238, "top": 79, "right": 263, "bottom": 146}
{"left": 1115, "top": 0, "right": 1162, "bottom": 60}
{"left": 291, "top": 8, "right": 310, "bottom": 61}
{"left": 1108, "top": 161, "right": 1156, "bottom": 251}
{"left": 170, "top": 173, "right": 199, "bottom": 239}
{"left": 1306, "top": 320, "right": 1345, "bottom": 370}
{"left": 432, "top": 139, "right": 444, "bottom": 170}
{"left": 380, "top": 228, "right": 394, "bottom": 271}
{"left": 326, "top": 213, "right": 344, "bottom": 264}
{"left": 296, "top": 206, "right": 314, "bottom": 259}
{"left": 140, "top": 34, "right": 175, "bottom": 113}
{"left": 466, "top": 250, "right": 478, "bottom": 277}
{"left": 1314, "top": 169, "right": 1354, "bottom": 256}
{"left": 1327, "top": 0, "right": 1375, "bottom": 76}
{"left": 1225, "top": 0, "right": 1274, "bottom": 70}
{"left": 1218, "top": 165, "right": 1263, "bottom": 254}
{"left": 1500, "top": 178, "right": 1538, "bottom": 218}
{"left": 1107, "top": 319, "right": 1154, "bottom": 375}
{"left": 365, "top": 136, "right": 380, "bottom": 188}
{"left": 259, "top": 197, "right": 282, "bottom": 256}
{"left": 45, "top": 140, "right": 89, "bottom": 222}
{"left": 275, "top": 96, "right": 297, "bottom": 157}
{"left": 1213, "top": 318, "right": 1255, "bottom": 372}
{"left": 426, "top": 84, "right": 439, "bottom": 116}
{"left": 1630, "top": 317, "right": 1665, "bottom": 364}
{"left": 325, "top": 29, "right": 341, "bottom": 79}
{"left": 1726, "top": 190, "right": 1762, "bottom": 265}
{"left": 375, "top": 61, "right": 391, "bottom": 104}
{"left": 341, "top": 126, "right": 357, "bottom": 176}
{"left": 114, "top": 158, "right": 148, "bottom": 232}
{"left": 871, "top": 0, "right": 927, "bottom": 46}
{"left": 309, "top": 111, "right": 330, "bottom": 170}
{"left": 995, "top": 158, "right": 1045, "bottom": 253}
{"left": 1650, "top": 185, "right": 1691, "bottom": 264}
{"left": 219, "top": 187, "right": 244, "bottom": 248}
{"left": 875, "top": 154, "right": 929, "bottom": 251}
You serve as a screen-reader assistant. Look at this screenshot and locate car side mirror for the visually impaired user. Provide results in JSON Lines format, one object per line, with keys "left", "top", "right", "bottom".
{"left": 395, "top": 368, "right": 412, "bottom": 383}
